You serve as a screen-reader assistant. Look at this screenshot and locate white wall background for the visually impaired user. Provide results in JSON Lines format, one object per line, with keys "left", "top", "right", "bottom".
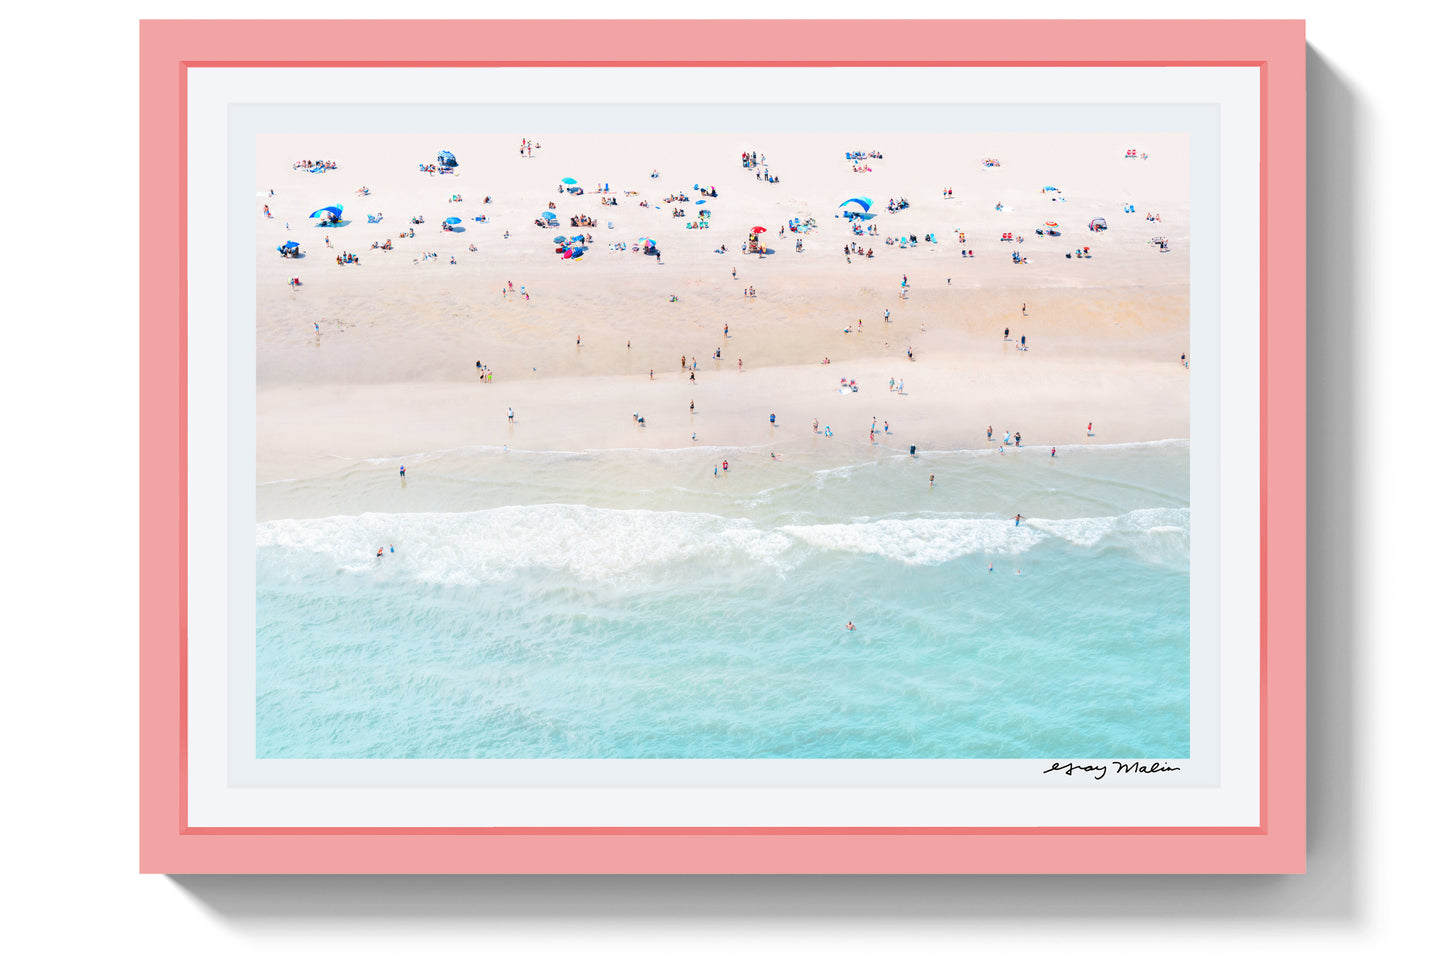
{"left": 0, "top": 2, "right": 1433, "bottom": 959}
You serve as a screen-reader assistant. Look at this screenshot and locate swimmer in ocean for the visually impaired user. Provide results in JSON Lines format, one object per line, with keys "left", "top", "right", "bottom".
{"left": 845, "top": 622, "right": 856, "bottom": 631}
{"left": 1013, "top": 514, "right": 1026, "bottom": 526}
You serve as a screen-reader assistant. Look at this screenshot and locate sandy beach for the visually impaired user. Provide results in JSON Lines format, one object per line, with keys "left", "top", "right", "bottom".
{"left": 256, "top": 132, "right": 1188, "bottom": 487}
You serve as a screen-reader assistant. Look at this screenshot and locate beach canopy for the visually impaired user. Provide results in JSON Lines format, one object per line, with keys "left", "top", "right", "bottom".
{"left": 309, "top": 205, "right": 343, "bottom": 218}
{"left": 561, "top": 177, "right": 578, "bottom": 185}
{"left": 839, "top": 197, "right": 873, "bottom": 211}
{"left": 444, "top": 216, "right": 462, "bottom": 224}
{"left": 278, "top": 240, "right": 299, "bottom": 250}
{"left": 1089, "top": 217, "right": 1108, "bottom": 230}
{"left": 437, "top": 150, "right": 458, "bottom": 167}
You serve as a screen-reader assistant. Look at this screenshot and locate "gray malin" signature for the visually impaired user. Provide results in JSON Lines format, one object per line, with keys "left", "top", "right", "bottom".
{"left": 1043, "top": 761, "right": 1183, "bottom": 781}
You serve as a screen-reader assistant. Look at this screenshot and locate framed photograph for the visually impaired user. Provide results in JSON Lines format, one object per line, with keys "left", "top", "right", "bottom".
{"left": 140, "top": 19, "right": 1305, "bottom": 873}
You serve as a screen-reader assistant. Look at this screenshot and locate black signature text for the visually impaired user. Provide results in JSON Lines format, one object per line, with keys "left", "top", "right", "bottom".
{"left": 1043, "top": 760, "right": 1182, "bottom": 781}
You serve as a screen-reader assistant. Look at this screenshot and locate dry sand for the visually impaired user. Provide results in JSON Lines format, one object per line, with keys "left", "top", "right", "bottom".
{"left": 256, "top": 132, "right": 1188, "bottom": 482}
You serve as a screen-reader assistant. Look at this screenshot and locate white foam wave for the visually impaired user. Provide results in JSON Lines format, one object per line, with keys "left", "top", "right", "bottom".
{"left": 782, "top": 517, "right": 1044, "bottom": 564}
{"left": 258, "top": 504, "right": 793, "bottom": 585}
{"left": 258, "top": 505, "right": 1190, "bottom": 584}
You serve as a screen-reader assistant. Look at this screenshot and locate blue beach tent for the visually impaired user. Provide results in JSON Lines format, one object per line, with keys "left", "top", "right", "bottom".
{"left": 437, "top": 150, "right": 458, "bottom": 168}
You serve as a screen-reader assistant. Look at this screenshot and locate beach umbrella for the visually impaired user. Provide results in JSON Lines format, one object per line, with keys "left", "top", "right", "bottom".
{"left": 309, "top": 205, "right": 343, "bottom": 218}
{"left": 639, "top": 237, "right": 655, "bottom": 246}
{"left": 751, "top": 226, "right": 767, "bottom": 233}
{"left": 541, "top": 211, "right": 557, "bottom": 220}
{"left": 840, "top": 197, "right": 873, "bottom": 211}
{"left": 278, "top": 240, "right": 299, "bottom": 250}
{"left": 444, "top": 216, "right": 462, "bottom": 224}
{"left": 561, "top": 177, "right": 578, "bottom": 185}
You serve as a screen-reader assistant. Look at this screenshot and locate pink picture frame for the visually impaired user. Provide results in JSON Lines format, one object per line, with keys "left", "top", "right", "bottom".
{"left": 140, "top": 19, "right": 1305, "bottom": 873}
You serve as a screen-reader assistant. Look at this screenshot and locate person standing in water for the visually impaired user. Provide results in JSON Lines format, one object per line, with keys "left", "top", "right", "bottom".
{"left": 399, "top": 464, "right": 405, "bottom": 477}
{"left": 929, "top": 473, "right": 935, "bottom": 488}
{"left": 1013, "top": 514, "right": 1026, "bottom": 526}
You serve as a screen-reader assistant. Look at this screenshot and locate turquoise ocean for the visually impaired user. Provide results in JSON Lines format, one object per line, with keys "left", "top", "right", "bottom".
{"left": 256, "top": 440, "right": 1189, "bottom": 759}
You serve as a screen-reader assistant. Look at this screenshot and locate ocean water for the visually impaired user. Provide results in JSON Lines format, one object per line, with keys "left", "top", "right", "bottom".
{"left": 256, "top": 441, "right": 1190, "bottom": 758}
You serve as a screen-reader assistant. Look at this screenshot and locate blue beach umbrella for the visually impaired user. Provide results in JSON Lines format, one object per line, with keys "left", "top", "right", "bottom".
{"left": 561, "top": 177, "right": 578, "bottom": 185}
{"left": 541, "top": 211, "right": 557, "bottom": 221}
{"left": 309, "top": 205, "right": 343, "bottom": 218}
{"left": 840, "top": 197, "right": 873, "bottom": 211}
{"left": 444, "top": 216, "right": 462, "bottom": 224}
{"left": 552, "top": 234, "right": 567, "bottom": 243}
{"left": 277, "top": 240, "right": 299, "bottom": 251}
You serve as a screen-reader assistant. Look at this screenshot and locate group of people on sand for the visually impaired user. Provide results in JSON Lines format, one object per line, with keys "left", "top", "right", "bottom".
{"left": 474, "top": 361, "right": 495, "bottom": 382}
{"left": 335, "top": 252, "right": 360, "bottom": 265}
{"left": 293, "top": 159, "right": 337, "bottom": 170}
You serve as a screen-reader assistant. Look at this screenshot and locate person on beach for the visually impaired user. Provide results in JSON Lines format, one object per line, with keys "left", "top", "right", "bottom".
{"left": 770, "top": 413, "right": 776, "bottom": 425}
{"left": 1087, "top": 422, "right": 1093, "bottom": 435}
{"left": 507, "top": 406, "right": 514, "bottom": 423}
{"left": 399, "top": 465, "right": 405, "bottom": 477}
{"left": 1015, "top": 432, "right": 1022, "bottom": 446}
{"left": 377, "top": 548, "right": 384, "bottom": 557}
{"left": 649, "top": 369, "right": 654, "bottom": 380}
{"left": 1051, "top": 447, "right": 1057, "bottom": 457}
{"left": 813, "top": 419, "right": 819, "bottom": 433}
{"left": 722, "top": 460, "right": 729, "bottom": 472}
{"left": 389, "top": 545, "right": 394, "bottom": 553}
{"left": 738, "top": 359, "right": 743, "bottom": 372}
{"left": 1004, "top": 327, "right": 1009, "bottom": 340}
{"left": 715, "top": 465, "right": 719, "bottom": 476}
{"left": 884, "top": 309, "right": 890, "bottom": 323}
{"left": 724, "top": 323, "right": 729, "bottom": 338}
{"left": 929, "top": 474, "right": 935, "bottom": 488}
{"left": 988, "top": 426, "right": 993, "bottom": 440}
{"left": 690, "top": 400, "right": 695, "bottom": 413}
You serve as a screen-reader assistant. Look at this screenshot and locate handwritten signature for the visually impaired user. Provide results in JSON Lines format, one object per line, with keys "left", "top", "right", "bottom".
{"left": 1043, "top": 761, "right": 1182, "bottom": 781}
